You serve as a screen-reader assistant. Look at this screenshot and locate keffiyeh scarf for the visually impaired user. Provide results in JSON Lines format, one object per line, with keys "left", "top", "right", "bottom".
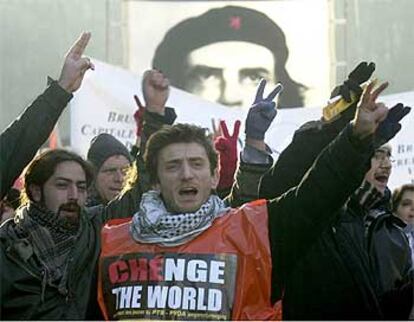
{"left": 11, "top": 203, "right": 78, "bottom": 295}
{"left": 130, "top": 190, "right": 229, "bottom": 247}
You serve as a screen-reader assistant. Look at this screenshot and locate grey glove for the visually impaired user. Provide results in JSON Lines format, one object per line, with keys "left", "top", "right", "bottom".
{"left": 245, "top": 79, "right": 283, "bottom": 140}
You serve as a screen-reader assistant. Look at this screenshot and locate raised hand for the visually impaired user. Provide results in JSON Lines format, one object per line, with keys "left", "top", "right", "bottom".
{"left": 58, "top": 32, "right": 94, "bottom": 93}
{"left": 352, "top": 81, "right": 389, "bottom": 139}
{"left": 214, "top": 120, "right": 241, "bottom": 189}
{"left": 348, "top": 62, "right": 376, "bottom": 84}
{"left": 331, "top": 61, "right": 376, "bottom": 102}
{"left": 245, "top": 79, "right": 283, "bottom": 140}
{"left": 142, "top": 69, "right": 169, "bottom": 115}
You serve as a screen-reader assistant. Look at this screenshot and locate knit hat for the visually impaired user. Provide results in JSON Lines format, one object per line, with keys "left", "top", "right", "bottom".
{"left": 87, "top": 134, "right": 132, "bottom": 171}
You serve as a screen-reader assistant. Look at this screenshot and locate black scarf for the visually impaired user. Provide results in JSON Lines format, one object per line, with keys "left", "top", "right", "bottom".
{"left": 13, "top": 203, "right": 79, "bottom": 292}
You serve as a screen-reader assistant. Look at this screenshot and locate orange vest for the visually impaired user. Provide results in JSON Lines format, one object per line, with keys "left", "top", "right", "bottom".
{"left": 98, "top": 199, "right": 279, "bottom": 320}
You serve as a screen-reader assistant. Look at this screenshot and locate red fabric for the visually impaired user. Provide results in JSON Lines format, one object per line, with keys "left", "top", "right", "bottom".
{"left": 98, "top": 199, "right": 278, "bottom": 321}
{"left": 214, "top": 120, "right": 241, "bottom": 190}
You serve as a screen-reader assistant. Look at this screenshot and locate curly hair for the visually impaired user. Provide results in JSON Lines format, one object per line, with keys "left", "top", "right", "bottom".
{"left": 144, "top": 123, "right": 218, "bottom": 185}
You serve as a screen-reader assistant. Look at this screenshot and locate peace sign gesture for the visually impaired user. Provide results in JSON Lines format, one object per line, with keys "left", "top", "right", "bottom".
{"left": 58, "top": 32, "right": 94, "bottom": 93}
{"left": 213, "top": 120, "right": 242, "bottom": 190}
{"left": 214, "top": 120, "right": 241, "bottom": 149}
{"left": 352, "top": 81, "right": 389, "bottom": 138}
{"left": 245, "top": 79, "right": 283, "bottom": 140}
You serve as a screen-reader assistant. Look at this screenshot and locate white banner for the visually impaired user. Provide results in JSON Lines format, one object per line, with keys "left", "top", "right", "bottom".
{"left": 70, "top": 60, "right": 414, "bottom": 190}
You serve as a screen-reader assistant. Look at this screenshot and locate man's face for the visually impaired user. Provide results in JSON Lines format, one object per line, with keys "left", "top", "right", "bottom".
{"left": 396, "top": 190, "right": 414, "bottom": 225}
{"left": 96, "top": 155, "right": 130, "bottom": 203}
{"left": 184, "top": 41, "right": 276, "bottom": 108}
{"left": 364, "top": 148, "right": 393, "bottom": 194}
{"left": 155, "top": 142, "right": 219, "bottom": 213}
{"left": 30, "top": 161, "right": 87, "bottom": 223}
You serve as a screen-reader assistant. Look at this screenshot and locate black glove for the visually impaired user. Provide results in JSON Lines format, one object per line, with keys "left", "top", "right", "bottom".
{"left": 374, "top": 103, "right": 411, "bottom": 147}
{"left": 331, "top": 62, "right": 376, "bottom": 102}
{"left": 245, "top": 79, "right": 283, "bottom": 140}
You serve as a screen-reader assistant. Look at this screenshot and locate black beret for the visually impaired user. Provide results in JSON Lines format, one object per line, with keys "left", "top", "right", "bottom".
{"left": 152, "top": 6, "right": 288, "bottom": 82}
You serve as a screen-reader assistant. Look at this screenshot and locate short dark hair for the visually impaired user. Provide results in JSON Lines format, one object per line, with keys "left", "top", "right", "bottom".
{"left": 152, "top": 5, "right": 305, "bottom": 108}
{"left": 144, "top": 123, "right": 218, "bottom": 185}
{"left": 392, "top": 184, "right": 414, "bottom": 212}
{"left": 22, "top": 149, "right": 94, "bottom": 203}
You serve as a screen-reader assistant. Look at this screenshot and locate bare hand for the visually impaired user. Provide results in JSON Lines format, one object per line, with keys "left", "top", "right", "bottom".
{"left": 142, "top": 69, "right": 169, "bottom": 115}
{"left": 352, "top": 81, "right": 389, "bottom": 139}
{"left": 58, "top": 32, "right": 94, "bottom": 93}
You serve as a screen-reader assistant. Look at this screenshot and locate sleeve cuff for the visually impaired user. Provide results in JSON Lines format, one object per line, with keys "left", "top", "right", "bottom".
{"left": 45, "top": 79, "right": 73, "bottom": 108}
{"left": 241, "top": 144, "right": 273, "bottom": 164}
{"left": 144, "top": 107, "right": 177, "bottom": 125}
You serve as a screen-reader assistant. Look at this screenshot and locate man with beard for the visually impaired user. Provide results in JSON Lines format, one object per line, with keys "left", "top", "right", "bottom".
{"left": 0, "top": 31, "right": 142, "bottom": 319}
{"left": 0, "top": 144, "right": 140, "bottom": 319}
{"left": 0, "top": 31, "right": 93, "bottom": 319}
{"left": 0, "top": 30, "right": 178, "bottom": 319}
{"left": 0, "top": 32, "right": 100, "bottom": 320}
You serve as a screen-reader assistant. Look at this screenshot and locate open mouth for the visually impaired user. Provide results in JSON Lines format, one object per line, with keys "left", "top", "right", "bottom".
{"left": 374, "top": 174, "right": 389, "bottom": 184}
{"left": 179, "top": 187, "right": 198, "bottom": 196}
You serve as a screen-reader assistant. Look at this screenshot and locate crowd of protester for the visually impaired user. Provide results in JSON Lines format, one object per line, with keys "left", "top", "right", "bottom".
{"left": 0, "top": 32, "right": 413, "bottom": 320}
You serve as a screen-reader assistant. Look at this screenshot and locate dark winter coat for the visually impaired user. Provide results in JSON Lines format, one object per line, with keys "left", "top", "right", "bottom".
{"left": 259, "top": 118, "right": 412, "bottom": 319}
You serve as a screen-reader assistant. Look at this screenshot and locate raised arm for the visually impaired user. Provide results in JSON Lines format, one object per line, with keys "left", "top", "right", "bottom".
{"left": 259, "top": 61, "right": 376, "bottom": 199}
{"left": 268, "top": 81, "right": 392, "bottom": 276}
{"left": 98, "top": 70, "right": 177, "bottom": 222}
{"left": 226, "top": 79, "right": 282, "bottom": 206}
{"left": 0, "top": 32, "right": 93, "bottom": 198}
{"left": 213, "top": 119, "right": 241, "bottom": 198}
{"left": 140, "top": 69, "right": 176, "bottom": 151}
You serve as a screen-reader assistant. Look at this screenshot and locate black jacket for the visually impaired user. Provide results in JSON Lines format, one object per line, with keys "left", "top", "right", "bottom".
{"left": 229, "top": 124, "right": 376, "bottom": 318}
{"left": 259, "top": 118, "right": 412, "bottom": 319}
{"left": 0, "top": 86, "right": 178, "bottom": 319}
{"left": 0, "top": 187, "right": 144, "bottom": 320}
{"left": 0, "top": 81, "right": 72, "bottom": 199}
{"left": 365, "top": 194, "right": 413, "bottom": 319}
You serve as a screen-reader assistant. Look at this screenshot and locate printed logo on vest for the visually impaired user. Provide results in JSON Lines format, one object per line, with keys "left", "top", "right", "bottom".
{"left": 101, "top": 252, "right": 238, "bottom": 320}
